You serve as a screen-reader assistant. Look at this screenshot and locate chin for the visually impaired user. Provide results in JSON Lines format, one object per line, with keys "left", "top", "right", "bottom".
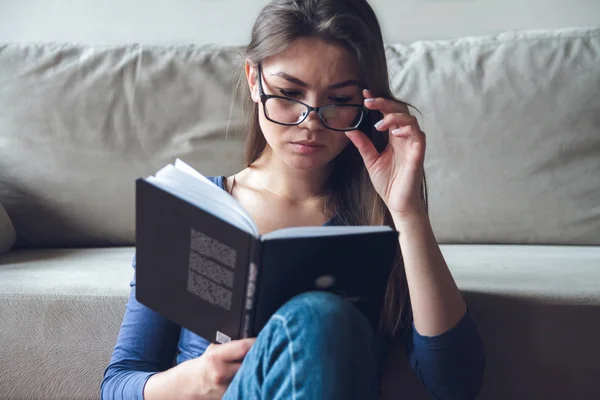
{"left": 282, "top": 153, "right": 334, "bottom": 171}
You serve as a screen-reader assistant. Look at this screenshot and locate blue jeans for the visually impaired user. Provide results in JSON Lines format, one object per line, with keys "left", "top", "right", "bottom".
{"left": 223, "top": 291, "right": 379, "bottom": 400}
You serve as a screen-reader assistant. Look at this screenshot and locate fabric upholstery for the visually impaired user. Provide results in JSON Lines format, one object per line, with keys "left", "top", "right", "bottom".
{"left": 0, "top": 44, "right": 247, "bottom": 247}
{"left": 1, "top": 28, "right": 599, "bottom": 247}
{"left": 1, "top": 27, "right": 600, "bottom": 400}
{"left": 386, "top": 244, "right": 600, "bottom": 400}
{"left": 0, "top": 248, "right": 134, "bottom": 400}
{"left": 0, "top": 203, "right": 16, "bottom": 254}
{"left": 1, "top": 245, "right": 599, "bottom": 399}
{"left": 386, "top": 28, "right": 600, "bottom": 245}
{"left": 444, "top": 244, "right": 600, "bottom": 400}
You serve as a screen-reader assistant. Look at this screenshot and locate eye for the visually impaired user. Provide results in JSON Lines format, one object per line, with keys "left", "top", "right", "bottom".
{"left": 278, "top": 88, "right": 302, "bottom": 98}
{"left": 330, "top": 95, "right": 353, "bottom": 103}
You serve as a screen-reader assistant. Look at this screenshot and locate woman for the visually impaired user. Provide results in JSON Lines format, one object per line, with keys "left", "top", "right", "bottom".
{"left": 102, "top": 0, "right": 485, "bottom": 399}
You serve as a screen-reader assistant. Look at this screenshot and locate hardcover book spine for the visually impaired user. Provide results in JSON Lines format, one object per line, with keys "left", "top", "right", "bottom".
{"left": 241, "top": 239, "right": 261, "bottom": 338}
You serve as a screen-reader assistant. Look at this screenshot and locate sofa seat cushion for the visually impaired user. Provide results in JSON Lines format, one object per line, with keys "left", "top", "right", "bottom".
{"left": 382, "top": 244, "right": 600, "bottom": 400}
{"left": 443, "top": 244, "right": 600, "bottom": 400}
{"left": 443, "top": 244, "right": 600, "bottom": 302}
{"left": 1, "top": 245, "right": 599, "bottom": 399}
{"left": 0, "top": 247, "right": 134, "bottom": 400}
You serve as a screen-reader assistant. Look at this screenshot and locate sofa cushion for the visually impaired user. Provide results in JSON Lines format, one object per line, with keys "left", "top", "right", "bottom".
{"left": 0, "top": 43, "right": 247, "bottom": 247}
{"left": 1, "top": 245, "right": 598, "bottom": 400}
{"left": 0, "top": 203, "right": 16, "bottom": 254}
{"left": 1, "top": 28, "right": 599, "bottom": 247}
{"left": 445, "top": 244, "right": 600, "bottom": 400}
{"left": 387, "top": 27, "right": 600, "bottom": 245}
{"left": 0, "top": 247, "right": 134, "bottom": 400}
{"left": 383, "top": 244, "right": 600, "bottom": 400}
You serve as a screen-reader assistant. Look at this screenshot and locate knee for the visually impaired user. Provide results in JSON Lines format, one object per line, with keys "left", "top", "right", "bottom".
{"left": 279, "top": 291, "right": 352, "bottom": 317}
{"left": 274, "top": 291, "right": 372, "bottom": 340}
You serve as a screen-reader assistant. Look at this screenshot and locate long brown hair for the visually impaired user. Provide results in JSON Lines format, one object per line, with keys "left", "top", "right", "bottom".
{"left": 239, "top": 0, "right": 427, "bottom": 337}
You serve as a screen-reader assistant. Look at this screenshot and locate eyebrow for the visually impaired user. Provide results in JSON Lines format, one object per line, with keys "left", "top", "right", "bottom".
{"left": 269, "top": 71, "right": 361, "bottom": 90}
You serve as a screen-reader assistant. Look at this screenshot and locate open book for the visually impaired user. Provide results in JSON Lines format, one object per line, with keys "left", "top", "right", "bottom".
{"left": 135, "top": 160, "right": 399, "bottom": 343}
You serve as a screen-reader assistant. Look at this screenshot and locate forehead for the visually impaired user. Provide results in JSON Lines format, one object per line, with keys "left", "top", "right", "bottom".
{"left": 262, "top": 37, "right": 360, "bottom": 87}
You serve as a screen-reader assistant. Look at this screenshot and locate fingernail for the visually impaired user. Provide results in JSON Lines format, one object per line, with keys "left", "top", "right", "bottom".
{"left": 374, "top": 119, "right": 384, "bottom": 128}
{"left": 391, "top": 128, "right": 403, "bottom": 134}
{"left": 364, "top": 98, "right": 376, "bottom": 103}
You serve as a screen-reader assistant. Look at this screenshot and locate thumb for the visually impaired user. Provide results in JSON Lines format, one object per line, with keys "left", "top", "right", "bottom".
{"left": 211, "top": 338, "right": 256, "bottom": 362}
{"left": 345, "top": 129, "right": 379, "bottom": 169}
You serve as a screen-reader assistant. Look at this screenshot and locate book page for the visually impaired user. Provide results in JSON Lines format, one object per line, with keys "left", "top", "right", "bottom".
{"left": 154, "top": 165, "right": 251, "bottom": 227}
{"left": 173, "top": 160, "right": 252, "bottom": 216}
{"left": 146, "top": 161, "right": 258, "bottom": 236}
{"left": 147, "top": 174, "right": 252, "bottom": 234}
{"left": 174, "top": 159, "right": 214, "bottom": 183}
{"left": 174, "top": 160, "right": 256, "bottom": 231}
{"left": 261, "top": 225, "right": 393, "bottom": 240}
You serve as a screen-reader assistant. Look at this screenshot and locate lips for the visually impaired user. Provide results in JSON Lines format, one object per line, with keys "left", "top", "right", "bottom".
{"left": 291, "top": 141, "right": 323, "bottom": 147}
{"left": 290, "top": 141, "right": 325, "bottom": 154}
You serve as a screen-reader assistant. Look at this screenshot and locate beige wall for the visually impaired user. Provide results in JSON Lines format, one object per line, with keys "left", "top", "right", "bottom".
{"left": 1, "top": 0, "right": 599, "bottom": 45}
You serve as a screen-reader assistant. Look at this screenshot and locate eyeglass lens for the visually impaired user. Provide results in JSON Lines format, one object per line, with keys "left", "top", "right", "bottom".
{"left": 264, "top": 97, "right": 363, "bottom": 130}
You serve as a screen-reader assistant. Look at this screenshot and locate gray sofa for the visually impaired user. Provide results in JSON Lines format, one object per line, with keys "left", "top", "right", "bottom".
{"left": 1, "top": 27, "right": 599, "bottom": 399}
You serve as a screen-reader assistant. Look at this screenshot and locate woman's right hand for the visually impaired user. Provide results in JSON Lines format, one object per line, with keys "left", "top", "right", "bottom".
{"left": 144, "top": 338, "right": 256, "bottom": 400}
{"left": 181, "top": 338, "right": 256, "bottom": 399}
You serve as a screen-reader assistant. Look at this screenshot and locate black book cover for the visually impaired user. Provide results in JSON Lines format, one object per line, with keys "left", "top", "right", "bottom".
{"left": 136, "top": 177, "right": 399, "bottom": 343}
{"left": 251, "top": 231, "right": 398, "bottom": 335}
{"left": 136, "top": 179, "right": 257, "bottom": 343}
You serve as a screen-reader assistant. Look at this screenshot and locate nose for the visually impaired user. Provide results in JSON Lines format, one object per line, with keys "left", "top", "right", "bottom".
{"left": 300, "top": 109, "right": 323, "bottom": 131}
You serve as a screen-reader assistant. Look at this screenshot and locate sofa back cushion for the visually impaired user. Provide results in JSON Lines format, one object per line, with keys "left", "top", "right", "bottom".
{"left": 0, "top": 44, "right": 247, "bottom": 247}
{"left": 389, "top": 27, "right": 600, "bottom": 245}
{"left": 0, "top": 27, "right": 598, "bottom": 247}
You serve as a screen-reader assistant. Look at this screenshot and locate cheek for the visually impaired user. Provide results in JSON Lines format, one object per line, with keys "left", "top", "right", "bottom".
{"left": 329, "top": 132, "right": 352, "bottom": 155}
{"left": 258, "top": 116, "right": 287, "bottom": 148}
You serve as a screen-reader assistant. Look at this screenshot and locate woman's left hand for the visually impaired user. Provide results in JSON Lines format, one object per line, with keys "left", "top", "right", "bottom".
{"left": 345, "top": 89, "right": 427, "bottom": 219}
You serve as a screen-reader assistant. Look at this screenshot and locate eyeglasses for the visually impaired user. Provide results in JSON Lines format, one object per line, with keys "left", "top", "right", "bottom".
{"left": 257, "top": 63, "right": 367, "bottom": 132}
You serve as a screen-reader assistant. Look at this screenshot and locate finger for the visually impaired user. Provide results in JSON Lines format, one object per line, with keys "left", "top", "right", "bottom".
{"left": 391, "top": 127, "right": 427, "bottom": 157}
{"left": 345, "top": 129, "right": 379, "bottom": 169}
{"left": 392, "top": 126, "right": 426, "bottom": 142}
{"left": 211, "top": 338, "right": 256, "bottom": 362}
{"left": 363, "top": 88, "right": 375, "bottom": 101}
{"left": 218, "top": 361, "right": 243, "bottom": 384}
{"left": 374, "top": 112, "right": 420, "bottom": 133}
{"left": 224, "top": 361, "right": 242, "bottom": 378}
{"left": 390, "top": 125, "right": 413, "bottom": 138}
{"left": 363, "top": 90, "right": 410, "bottom": 115}
{"left": 208, "top": 360, "right": 243, "bottom": 387}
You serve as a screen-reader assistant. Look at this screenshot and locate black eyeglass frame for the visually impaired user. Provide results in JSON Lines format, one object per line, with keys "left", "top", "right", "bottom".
{"left": 256, "top": 63, "right": 368, "bottom": 132}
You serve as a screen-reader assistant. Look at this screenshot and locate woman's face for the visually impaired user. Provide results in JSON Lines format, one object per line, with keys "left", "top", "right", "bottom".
{"left": 246, "top": 37, "right": 364, "bottom": 171}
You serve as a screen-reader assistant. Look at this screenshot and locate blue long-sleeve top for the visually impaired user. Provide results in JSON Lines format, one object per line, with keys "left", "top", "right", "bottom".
{"left": 101, "top": 176, "right": 485, "bottom": 400}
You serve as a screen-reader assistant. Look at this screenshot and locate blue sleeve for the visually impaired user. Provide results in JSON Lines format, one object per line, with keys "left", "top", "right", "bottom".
{"left": 101, "top": 256, "right": 182, "bottom": 400}
{"left": 405, "top": 310, "right": 485, "bottom": 400}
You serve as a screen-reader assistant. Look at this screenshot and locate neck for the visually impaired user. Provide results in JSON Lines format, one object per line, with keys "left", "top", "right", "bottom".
{"left": 247, "top": 147, "right": 331, "bottom": 202}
